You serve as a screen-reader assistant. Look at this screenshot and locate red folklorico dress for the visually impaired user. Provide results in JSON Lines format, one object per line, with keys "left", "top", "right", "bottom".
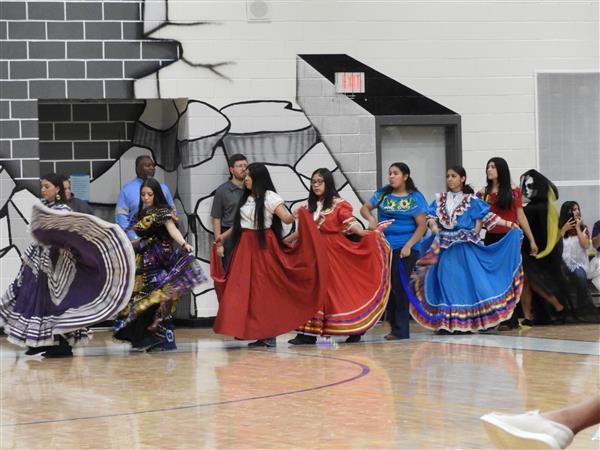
{"left": 296, "top": 198, "right": 391, "bottom": 336}
{"left": 211, "top": 191, "right": 328, "bottom": 340}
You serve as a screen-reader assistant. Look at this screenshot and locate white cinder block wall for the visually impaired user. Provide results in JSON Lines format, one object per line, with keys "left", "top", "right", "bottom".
{"left": 147, "top": 0, "right": 599, "bottom": 189}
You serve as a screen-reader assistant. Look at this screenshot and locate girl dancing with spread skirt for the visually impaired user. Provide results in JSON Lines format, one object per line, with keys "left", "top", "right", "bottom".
{"left": 0, "top": 173, "right": 136, "bottom": 357}
{"left": 113, "top": 178, "right": 206, "bottom": 351}
{"left": 211, "top": 163, "right": 328, "bottom": 348}
{"left": 285, "top": 168, "right": 392, "bottom": 345}
{"left": 410, "top": 166, "right": 524, "bottom": 333}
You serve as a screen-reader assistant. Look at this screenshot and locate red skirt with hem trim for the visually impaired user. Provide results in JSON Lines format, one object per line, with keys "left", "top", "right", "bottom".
{"left": 296, "top": 231, "right": 391, "bottom": 336}
{"left": 211, "top": 209, "right": 327, "bottom": 340}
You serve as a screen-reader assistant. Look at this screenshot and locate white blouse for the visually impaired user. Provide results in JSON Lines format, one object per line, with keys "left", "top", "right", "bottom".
{"left": 445, "top": 191, "right": 464, "bottom": 217}
{"left": 239, "top": 190, "right": 284, "bottom": 229}
{"left": 562, "top": 235, "right": 589, "bottom": 272}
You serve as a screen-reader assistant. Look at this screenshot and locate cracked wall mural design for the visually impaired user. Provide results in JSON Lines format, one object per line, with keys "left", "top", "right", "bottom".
{"left": 0, "top": 0, "right": 404, "bottom": 319}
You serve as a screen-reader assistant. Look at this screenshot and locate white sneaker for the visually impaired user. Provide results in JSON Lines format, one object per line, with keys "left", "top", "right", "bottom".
{"left": 481, "top": 410, "right": 574, "bottom": 450}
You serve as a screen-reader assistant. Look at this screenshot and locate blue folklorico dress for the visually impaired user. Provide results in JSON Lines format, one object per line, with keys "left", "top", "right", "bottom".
{"left": 409, "top": 192, "right": 524, "bottom": 332}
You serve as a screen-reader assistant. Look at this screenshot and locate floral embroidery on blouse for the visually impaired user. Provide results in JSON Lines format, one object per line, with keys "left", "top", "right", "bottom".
{"left": 380, "top": 195, "right": 418, "bottom": 212}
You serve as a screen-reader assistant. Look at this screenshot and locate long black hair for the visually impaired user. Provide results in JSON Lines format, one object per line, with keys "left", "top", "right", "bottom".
{"left": 231, "top": 163, "right": 284, "bottom": 248}
{"left": 485, "top": 157, "right": 513, "bottom": 210}
{"left": 558, "top": 201, "right": 581, "bottom": 229}
{"left": 307, "top": 168, "right": 339, "bottom": 213}
{"left": 138, "top": 178, "right": 170, "bottom": 219}
{"left": 41, "top": 172, "right": 68, "bottom": 204}
{"left": 375, "top": 162, "right": 419, "bottom": 207}
{"left": 447, "top": 165, "right": 474, "bottom": 194}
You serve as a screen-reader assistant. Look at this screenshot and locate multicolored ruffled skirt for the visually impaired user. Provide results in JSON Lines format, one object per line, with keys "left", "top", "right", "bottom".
{"left": 0, "top": 203, "right": 135, "bottom": 347}
{"left": 409, "top": 228, "right": 524, "bottom": 332}
{"left": 296, "top": 231, "right": 391, "bottom": 336}
{"left": 114, "top": 240, "right": 206, "bottom": 345}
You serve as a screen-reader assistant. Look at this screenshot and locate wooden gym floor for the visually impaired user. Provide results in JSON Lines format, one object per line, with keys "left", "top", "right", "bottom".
{"left": 1, "top": 322, "right": 598, "bottom": 449}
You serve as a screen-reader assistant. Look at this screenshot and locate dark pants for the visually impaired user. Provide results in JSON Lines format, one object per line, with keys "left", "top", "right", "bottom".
{"left": 568, "top": 267, "right": 590, "bottom": 305}
{"left": 484, "top": 232, "right": 505, "bottom": 245}
{"left": 221, "top": 226, "right": 236, "bottom": 271}
{"left": 387, "top": 248, "right": 419, "bottom": 339}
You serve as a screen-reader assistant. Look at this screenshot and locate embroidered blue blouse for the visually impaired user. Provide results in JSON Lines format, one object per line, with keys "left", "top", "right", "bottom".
{"left": 370, "top": 190, "right": 428, "bottom": 250}
{"left": 428, "top": 193, "right": 498, "bottom": 248}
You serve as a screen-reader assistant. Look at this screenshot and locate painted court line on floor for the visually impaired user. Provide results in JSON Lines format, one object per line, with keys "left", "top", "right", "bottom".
{"left": 1, "top": 350, "right": 370, "bottom": 428}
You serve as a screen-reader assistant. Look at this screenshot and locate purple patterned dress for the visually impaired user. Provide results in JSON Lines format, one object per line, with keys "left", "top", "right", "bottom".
{"left": 113, "top": 207, "right": 206, "bottom": 350}
{"left": 0, "top": 201, "right": 136, "bottom": 347}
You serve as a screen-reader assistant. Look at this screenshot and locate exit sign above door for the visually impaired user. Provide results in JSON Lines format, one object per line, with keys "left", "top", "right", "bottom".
{"left": 335, "top": 72, "right": 365, "bottom": 94}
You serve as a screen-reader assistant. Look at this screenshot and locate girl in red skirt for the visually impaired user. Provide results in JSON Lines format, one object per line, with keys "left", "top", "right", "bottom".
{"left": 211, "top": 163, "right": 328, "bottom": 347}
{"left": 285, "top": 168, "right": 392, "bottom": 345}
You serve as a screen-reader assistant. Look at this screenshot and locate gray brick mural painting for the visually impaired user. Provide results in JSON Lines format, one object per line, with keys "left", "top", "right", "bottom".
{"left": 38, "top": 100, "right": 145, "bottom": 178}
{"left": 0, "top": 0, "right": 180, "bottom": 190}
{"left": 1, "top": 0, "right": 458, "bottom": 320}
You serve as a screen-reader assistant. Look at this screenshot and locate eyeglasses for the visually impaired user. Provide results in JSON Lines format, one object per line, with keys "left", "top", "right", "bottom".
{"left": 311, "top": 180, "right": 324, "bottom": 186}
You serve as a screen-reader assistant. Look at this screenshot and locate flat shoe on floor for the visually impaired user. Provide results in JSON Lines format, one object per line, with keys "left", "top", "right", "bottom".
{"left": 42, "top": 347, "right": 73, "bottom": 358}
{"left": 25, "top": 346, "right": 52, "bottom": 355}
{"left": 288, "top": 334, "right": 316, "bottom": 345}
{"left": 248, "top": 339, "right": 276, "bottom": 348}
{"left": 480, "top": 411, "right": 574, "bottom": 450}
{"left": 384, "top": 333, "right": 405, "bottom": 340}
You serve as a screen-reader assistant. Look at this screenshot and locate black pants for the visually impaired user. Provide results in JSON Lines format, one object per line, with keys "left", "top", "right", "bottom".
{"left": 387, "top": 249, "right": 419, "bottom": 339}
{"left": 221, "top": 226, "right": 236, "bottom": 271}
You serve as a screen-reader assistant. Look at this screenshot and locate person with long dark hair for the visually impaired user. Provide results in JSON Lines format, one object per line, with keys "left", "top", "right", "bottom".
{"left": 478, "top": 157, "right": 538, "bottom": 330}
{"left": 211, "top": 163, "right": 328, "bottom": 347}
{"left": 559, "top": 201, "right": 593, "bottom": 316}
{"left": 115, "top": 155, "right": 174, "bottom": 241}
{"left": 58, "top": 174, "right": 94, "bottom": 214}
{"left": 284, "top": 168, "right": 391, "bottom": 345}
{"left": 479, "top": 157, "right": 537, "bottom": 250}
{"left": 114, "top": 178, "right": 206, "bottom": 351}
{"left": 1, "top": 173, "right": 135, "bottom": 357}
{"left": 360, "top": 162, "right": 427, "bottom": 340}
{"left": 409, "top": 166, "right": 524, "bottom": 333}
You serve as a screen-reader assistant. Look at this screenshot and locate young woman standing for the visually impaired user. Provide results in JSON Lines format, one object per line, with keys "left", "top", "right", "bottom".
{"left": 211, "top": 163, "right": 328, "bottom": 347}
{"left": 410, "top": 166, "right": 524, "bottom": 333}
{"left": 478, "top": 157, "right": 538, "bottom": 329}
{"left": 285, "top": 168, "right": 391, "bottom": 345}
{"left": 479, "top": 157, "right": 538, "bottom": 251}
{"left": 360, "top": 162, "right": 427, "bottom": 340}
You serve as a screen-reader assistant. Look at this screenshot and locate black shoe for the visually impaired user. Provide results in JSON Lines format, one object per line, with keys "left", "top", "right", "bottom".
{"left": 521, "top": 318, "right": 534, "bottom": 327}
{"left": 25, "top": 346, "right": 52, "bottom": 355}
{"left": 131, "top": 335, "right": 162, "bottom": 352}
{"left": 344, "top": 335, "right": 362, "bottom": 343}
{"left": 248, "top": 338, "right": 277, "bottom": 348}
{"left": 553, "top": 309, "right": 567, "bottom": 325}
{"left": 42, "top": 336, "right": 73, "bottom": 358}
{"left": 287, "top": 334, "right": 316, "bottom": 345}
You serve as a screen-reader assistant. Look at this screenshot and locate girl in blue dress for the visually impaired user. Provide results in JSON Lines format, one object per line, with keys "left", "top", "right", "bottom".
{"left": 360, "top": 162, "right": 427, "bottom": 340}
{"left": 410, "top": 166, "right": 524, "bottom": 333}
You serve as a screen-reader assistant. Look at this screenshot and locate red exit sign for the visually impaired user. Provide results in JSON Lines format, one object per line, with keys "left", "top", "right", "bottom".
{"left": 335, "top": 72, "right": 365, "bottom": 94}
